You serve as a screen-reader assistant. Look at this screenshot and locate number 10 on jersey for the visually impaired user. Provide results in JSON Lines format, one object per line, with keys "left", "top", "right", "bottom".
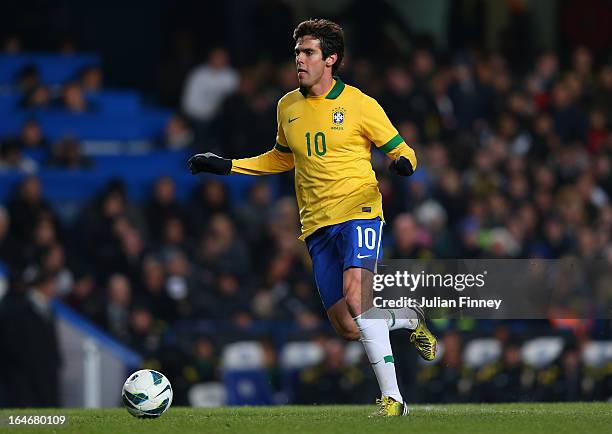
{"left": 305, "top": 132, "right": 326, "bottom": 156}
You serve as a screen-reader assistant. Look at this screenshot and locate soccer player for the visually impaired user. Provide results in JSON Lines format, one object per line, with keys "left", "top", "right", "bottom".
{"left": 188, "top": 18, "right": 437, "bottom": 416}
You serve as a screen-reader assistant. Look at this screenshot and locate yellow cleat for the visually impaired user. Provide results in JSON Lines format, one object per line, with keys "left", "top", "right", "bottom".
{"left": 410, "top": 307, "right": 437, "bottom": 361}
{"left": 370, "top": 396, "right": 408, "bottom": 417}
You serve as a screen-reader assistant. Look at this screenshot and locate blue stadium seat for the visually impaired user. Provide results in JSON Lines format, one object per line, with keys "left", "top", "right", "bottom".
{"left": 0, "top": 109, "right": 171, "bottom": 141}
{"left": 0, "top": 53, "right": 101, "bottom": 85}
{"left": 0, "top": 54, "right": 30, "bottom": 84}
{"left": 0, "top": 90, "right": 22, "bottom": 112}
{"left": 0, "top": 151, "right": 264, "bottom": 204}
{"left": 86, "top": 90, "right": 141, "bottom": 114}
{"left": 221, "top": 342, "right": 273, "bottom": 406}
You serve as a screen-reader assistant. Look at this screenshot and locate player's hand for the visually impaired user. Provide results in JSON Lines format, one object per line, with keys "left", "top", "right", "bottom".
{"left": 389, "top": 156, "right": 414, "bottom": 176}
{"left": 188, "top": 152, "right": 232, "bottom": 175}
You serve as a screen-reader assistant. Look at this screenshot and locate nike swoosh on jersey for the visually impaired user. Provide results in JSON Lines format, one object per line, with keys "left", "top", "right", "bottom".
{"left": 357, "top": 254, "right": 372, "bottom": 259}
{"left": 288, "top": 117, "right": 300, "bottom": 123}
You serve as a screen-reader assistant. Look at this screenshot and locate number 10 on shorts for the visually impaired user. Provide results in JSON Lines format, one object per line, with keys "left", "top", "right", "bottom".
{"left": 356, "top": 225, "right": 377, "bottom": 250}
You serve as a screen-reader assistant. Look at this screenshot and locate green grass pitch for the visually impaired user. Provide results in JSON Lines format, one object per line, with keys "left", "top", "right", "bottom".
{"left": 1, "top": 403, "right": 610, "bottom": 433}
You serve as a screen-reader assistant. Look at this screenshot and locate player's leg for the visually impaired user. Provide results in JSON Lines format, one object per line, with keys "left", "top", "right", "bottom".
{"left": 339, "top": 218, "right": 407, "bottom": 416}
{"left": 343, "top": 266, "right": 406, "bottom": 414}
{"left": 342, "top": 218, "right": 437, "bottom": 360}
{"left": 306, "top": 225, "right": 358, "bottom": 340}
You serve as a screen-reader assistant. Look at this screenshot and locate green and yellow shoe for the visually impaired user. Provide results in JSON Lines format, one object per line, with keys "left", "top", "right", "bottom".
{"left": 410, "top": 307, "right": 437, "bottom": 361}
{"left": 370, "top": 396, "right": 409, "bottom": 417}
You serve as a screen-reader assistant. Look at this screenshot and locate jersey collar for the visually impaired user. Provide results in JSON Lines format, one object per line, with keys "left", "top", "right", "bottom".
{"left": 299, "top": 76, "right": 345, "bottom": 99}
{"left": 325, "top": 76, "right": 345, "bottom": 99}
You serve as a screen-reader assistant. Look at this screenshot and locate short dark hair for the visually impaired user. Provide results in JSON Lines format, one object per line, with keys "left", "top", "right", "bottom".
{"left": 293, "top": 19, "right": 344, "bottom": 75}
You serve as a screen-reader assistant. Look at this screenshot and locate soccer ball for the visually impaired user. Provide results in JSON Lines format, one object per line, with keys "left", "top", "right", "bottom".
{"left": 122, "top": 369, "right": 173, "bottom": 418}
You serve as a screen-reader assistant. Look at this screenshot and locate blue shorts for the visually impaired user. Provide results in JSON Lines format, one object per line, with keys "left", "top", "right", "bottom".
{"left": 306, "top": 218, "right": 384, "bottom": 310}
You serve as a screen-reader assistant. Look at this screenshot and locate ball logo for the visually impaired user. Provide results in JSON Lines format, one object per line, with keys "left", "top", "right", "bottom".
{"left": 332, "top": 107, "right": 346, "bottom": 130}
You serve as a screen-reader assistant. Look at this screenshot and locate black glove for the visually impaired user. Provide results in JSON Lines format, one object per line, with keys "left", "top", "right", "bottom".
{"left": 188, "top": 152, "right": 232, "bottom": 175}
{"left": 389, "top": 156, "right": 414, "bottom": 177}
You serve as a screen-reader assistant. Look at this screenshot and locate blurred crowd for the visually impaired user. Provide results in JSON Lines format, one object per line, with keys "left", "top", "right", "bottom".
{"left": 2, "top": 16, "right": 612, "bottom": 406}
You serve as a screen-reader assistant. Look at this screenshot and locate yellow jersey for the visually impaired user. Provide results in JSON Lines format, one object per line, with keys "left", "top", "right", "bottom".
{"left": 231, "top": 77, "right": 417, "bottom": 240}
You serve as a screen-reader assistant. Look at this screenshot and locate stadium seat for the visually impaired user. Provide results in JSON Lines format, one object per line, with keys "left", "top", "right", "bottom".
{"left": 344, "top": 341, "right": 365, "bottom": 366}
{"left": 221, "top": 341, "right": 273, "bottom": 405}
{"left": 279, "top": 341, "right": 324, "bottom": 402}
{"left": 582, "top": 341, "right": 612, "bottom": 368}
{"left": 0, "top": 109, "right": 170, "bottom": 141}
{"left": 0, "top": 53, "right": 100, "bottom": 85}
{"left": 86, "top": 90, "right": 141, "bottom": 114}
{"left": 521, "top": 337, "right": 565, "bottom": 369}
{"left": 0, "top": 90, "right": 22, "bottom": 112}
{"left": 463, "top": 338, "right": 502, "bottom": 369}
{"left": 187, "top": 382, "right": 227, "bottom": 407}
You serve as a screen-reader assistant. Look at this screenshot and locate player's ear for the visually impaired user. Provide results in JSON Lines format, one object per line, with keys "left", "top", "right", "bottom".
{"left": 325, "top": 53, "right": 338, "bottom": 69}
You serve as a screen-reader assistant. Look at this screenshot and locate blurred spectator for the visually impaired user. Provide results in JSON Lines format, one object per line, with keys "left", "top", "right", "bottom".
{"left": 296, "top": 337, "right": 369, "bottom": 404}
{"left": 7, "top": 176, "right": 56, "bottom": 244}
{"left": 61, "top": 82, "right": 90, "bottom": 113}
{"left": 0, "top": 206, "right": 17, "bottom": 271}
{"left": 145, "top": 176, "right": 186, "bottom": 244}
{"left": 183, "top": 336, "right": 218, "bottom": 384}
{"left": 104, "top": 273, "right": 132, "bottom": 341}
{"left": 39, "top": 243, "right": 73, "bottom": 296}
{"left": 164, "top": 248, "right": 196, "bottom": 318}
{"left": 0, "top": 139, "right": 38, "bottom": 173}
{"left": 162, "top": 113, "right": 194, "bottom": 150}
{"left": 17, "top": 65, "right": 40, "bottom": 94}
{"left": 158, "top": 217, "right": 191, "bottom": 257}
{"left": 128, "top": 305, "right": 161, "bottom": 358}
{"left": 216, "top": 70, "right": 276, "bottom": 157}
{"left": 47, "top": 137, "right": 92, "bottom": 169}
{"left": 62, "top": 269, "right": 101, "bottom": 323}
{"left": 387, "top": 213, "right": 432, "bottom": 259}
{"left": 196, "top": 213, "right": 250, "bottom": 276}
{"left": 235, "top": 181, "right": 273, "bottom": 247}
{"left": 79, "top": 65, "right": 103, "bottom": 92}
{"left": 3, "top": 34, "right": 22, "bottom": 53}
{"left": 21, "top": 85, "right": 52, "bottom": 109}
{"left": 586, "top": 109, "right": 608, "bottom": 153}
{"left": 17, "top": 120, "right": 48, "bottom": 150}
{"left": 181, "top": 47, "right": 238, "bottom": 128}
{"left": 188, "top": 180, "right": 232, "bottom": 235}
{"left": 0, "top": 270, "right": 61, "bottom": 407}
{"left": 447, "top": 60, "right": 494, "bottom": 132}
{"left": 136, "top": 256, "right": 178, "bottom": 323}
{"left": 196, "top": 273, "right": 252, "bottom": 326}
{"left": 80, "top": 180, "right": 144, "bottom": 278}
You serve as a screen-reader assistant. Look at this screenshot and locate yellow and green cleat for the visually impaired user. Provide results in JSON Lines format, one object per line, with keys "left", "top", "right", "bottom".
{"left": 410, "top": 307, "right": 438, "bottom": 361}
{"left": 370, "top": 396, "right": 409, "bottom": 417}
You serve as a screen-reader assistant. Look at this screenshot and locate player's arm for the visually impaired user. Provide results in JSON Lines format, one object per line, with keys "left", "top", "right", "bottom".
{"left": 361, "top": 94, "right": 417, "bottom": 176}
{"left": 230, "top": 143, "right": 294, "bottom": 175}
{"left": 188, "top": 101, "right": 295, "bottom": 176}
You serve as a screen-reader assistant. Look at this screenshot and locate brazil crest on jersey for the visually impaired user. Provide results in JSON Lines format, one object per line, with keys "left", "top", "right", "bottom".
{"left": 231, "top": 77, "right": 417, "bottom": 240}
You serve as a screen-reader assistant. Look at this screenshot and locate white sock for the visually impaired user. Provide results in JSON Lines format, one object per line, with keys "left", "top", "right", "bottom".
{"left": 354, "top": 311, "right": 403, "bottom": 402}
{"left": 365, "top": 307, "right": 418, "bottom": 331}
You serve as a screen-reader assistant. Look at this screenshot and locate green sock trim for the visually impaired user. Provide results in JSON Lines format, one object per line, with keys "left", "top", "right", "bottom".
{"left": 383, "top": 355, "right": 394, "bottom": 364}
{"left": 387, "top": 310, "right": 396, "bottom": 328}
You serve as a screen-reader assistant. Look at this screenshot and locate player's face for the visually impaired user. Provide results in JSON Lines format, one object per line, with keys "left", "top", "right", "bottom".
{"left": 295, "top": 36, "right": 327, "bottom": 88}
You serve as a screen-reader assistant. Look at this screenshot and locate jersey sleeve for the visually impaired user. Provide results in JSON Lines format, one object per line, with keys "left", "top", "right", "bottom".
{"left": 361, "top": 94, "right": 417, "bottom": 170}
{"left": 230, "top": 100, "right": 295, "bottom": 175}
